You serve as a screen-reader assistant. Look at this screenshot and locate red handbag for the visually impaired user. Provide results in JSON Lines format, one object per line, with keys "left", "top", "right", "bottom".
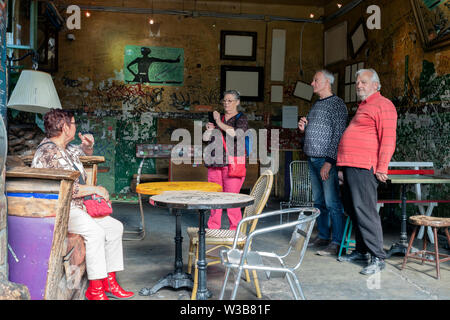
{"left": 83, "top": 194, "right": 113, "bottom": 218}
{"left": 221, "top": 132, "right": 246, "bottom": 178}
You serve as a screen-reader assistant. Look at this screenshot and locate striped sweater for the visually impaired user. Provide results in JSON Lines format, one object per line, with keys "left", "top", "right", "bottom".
{"left": 337, "top": 92, "right": 397, "bottom": 174}
{"left": 303, "top": 94, "right": 348, "bottom": 164}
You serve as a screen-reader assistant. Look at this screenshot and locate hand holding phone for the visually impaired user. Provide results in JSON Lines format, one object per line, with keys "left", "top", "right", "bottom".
{"left": 208, "top": 112, "right": 217, "bottom": 126}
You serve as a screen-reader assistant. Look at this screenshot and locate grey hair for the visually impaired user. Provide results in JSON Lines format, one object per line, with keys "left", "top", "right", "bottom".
{"left": 318, "top": 69, "right": 334, "bottom": 85}
{"left": 356, "top": 68, "right": 381, "bottom": 91}
{"left": 223, "top": 89, "right": 241, "bottom": 101}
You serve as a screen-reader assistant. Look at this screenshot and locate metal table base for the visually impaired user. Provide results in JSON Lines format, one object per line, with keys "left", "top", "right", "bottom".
{"left": 139, "top": 209, "right": 193, "bottom": 296}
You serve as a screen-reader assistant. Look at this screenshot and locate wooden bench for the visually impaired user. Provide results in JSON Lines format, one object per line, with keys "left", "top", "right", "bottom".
{"left": 6, "top": 156, "right": 104, "bottom": 300}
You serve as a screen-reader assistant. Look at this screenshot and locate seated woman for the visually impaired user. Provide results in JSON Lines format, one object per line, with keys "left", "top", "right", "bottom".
{"left": 32, "top": 108, "right": 134, "bottom": 300}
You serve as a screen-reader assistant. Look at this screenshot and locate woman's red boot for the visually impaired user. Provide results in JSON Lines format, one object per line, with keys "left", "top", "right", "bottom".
{"left": 85, "top": 279, "right": 109, "bottom": 300}
{"left": 102, "top": 272, "right": 134, "bottom": 299}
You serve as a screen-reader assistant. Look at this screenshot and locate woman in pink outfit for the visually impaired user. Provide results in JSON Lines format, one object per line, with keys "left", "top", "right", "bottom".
{"left": 203, "top": 90, "right": 249, "bottom": 230}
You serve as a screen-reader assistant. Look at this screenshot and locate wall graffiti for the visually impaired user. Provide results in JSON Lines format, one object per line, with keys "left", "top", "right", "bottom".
{"left": 170, "top": 92, "right": 199, "bottom": 110}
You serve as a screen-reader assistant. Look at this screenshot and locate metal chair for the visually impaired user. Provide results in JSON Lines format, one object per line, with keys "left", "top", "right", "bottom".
{"left": 123, "top": 158, "right": 147, "bottom": 241}
{"left": 219, "top": 207, "right": 320, "bottom": 300}
{"left": 338, "top": 203, "right": 385, "bottom": 258}
{"left": 187, "top": 170, "right": 274, "bottom": 300}
{"left": 279, "top": 160, "right": 313, "bottom": 223}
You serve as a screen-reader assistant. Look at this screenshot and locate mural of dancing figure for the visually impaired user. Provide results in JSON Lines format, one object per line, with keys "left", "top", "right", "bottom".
{"left": 126, "top": 47, "right": 181, "bottom": 84}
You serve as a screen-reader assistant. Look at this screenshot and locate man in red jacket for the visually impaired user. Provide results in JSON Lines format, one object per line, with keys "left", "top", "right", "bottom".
{"left": 337, "top": 68, "right": 397, "bottom": 275}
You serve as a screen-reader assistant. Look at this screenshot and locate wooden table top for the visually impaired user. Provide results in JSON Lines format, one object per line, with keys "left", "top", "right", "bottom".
{"left": 388, "top": 174, "right": 450, "bottom": 184}
{"left": 150, "top": 191, "right": 255, "bottom": 210}
{"left": 136, "top": 181, "right": 223, "bottom": 195}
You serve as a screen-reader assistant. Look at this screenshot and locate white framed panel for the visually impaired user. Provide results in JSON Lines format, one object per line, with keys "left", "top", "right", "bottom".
{"left": 270, "top": 29, "right": 286, "bottom": 81}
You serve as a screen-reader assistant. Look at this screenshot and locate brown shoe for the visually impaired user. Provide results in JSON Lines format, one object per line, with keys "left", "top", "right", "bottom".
{"left": 316, "top": 243, "right": 340, "bottom": 256}
{"left": 308, "top": 237, "right": 330, "bottom": 248}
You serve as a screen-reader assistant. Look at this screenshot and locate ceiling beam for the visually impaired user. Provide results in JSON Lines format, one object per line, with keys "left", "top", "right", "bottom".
{"left": 62, "top": 1, "right": 362, "bottom": 24}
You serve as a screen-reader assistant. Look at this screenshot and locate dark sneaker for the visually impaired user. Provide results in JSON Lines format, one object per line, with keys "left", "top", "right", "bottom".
{"left": 308, "top": 237, "right": 330, "bottom": 248}
{"left": 316, "top": 243, "right": 340, "bottom": 256}
{"left": 337, "top": 250, "right": 371, "bottom": 262}
{"left": 360, "top": 257, "right": 385, "bottom": 275}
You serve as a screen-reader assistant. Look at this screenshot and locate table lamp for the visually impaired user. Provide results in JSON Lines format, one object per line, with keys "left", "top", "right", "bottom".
{"left": 7, "top": 70, "right": 62, "bottom": 114}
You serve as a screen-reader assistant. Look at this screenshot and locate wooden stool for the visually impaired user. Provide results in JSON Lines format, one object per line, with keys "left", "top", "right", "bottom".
{"left": 401, "top": 215, "right": 450, "bottom": 279}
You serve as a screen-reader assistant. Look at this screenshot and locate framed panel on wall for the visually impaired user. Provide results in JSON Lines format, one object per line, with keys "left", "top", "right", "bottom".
{"left": 349, "top": 19, "right": 368, "bottom": 58}
{"left": 324, "top": 21, "right": 347, "bottom": 66}
{"left": 293, "top": 81, "right": 314, "bottom": 101}
{"left": 220, "top": 30, "right": 257, "bottom": 61}
{"left": 220, "top": 65, "right": 264, "bottom": 101}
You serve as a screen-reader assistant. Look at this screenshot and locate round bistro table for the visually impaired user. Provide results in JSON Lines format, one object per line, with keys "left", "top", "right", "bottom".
{"left": 149, "top": 190, "right": 255, "bottom": 300}
{"left": 137, "top": 182, "right": 222, "bottom": 297}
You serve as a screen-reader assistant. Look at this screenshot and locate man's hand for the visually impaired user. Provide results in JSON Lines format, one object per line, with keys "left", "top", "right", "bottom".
{"left": 298, "top": 117, "right": 308, "bottom": 133}
{"left": 375, "top": 172, "right": 388, "bottom": 183}
{"left": 320, "top": 162, "right": 332, "bottom": 181}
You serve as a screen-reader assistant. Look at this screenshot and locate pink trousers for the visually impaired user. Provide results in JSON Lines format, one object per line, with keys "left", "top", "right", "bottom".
{"left": 207, "top": 166, "right": 245, "bottom": 230}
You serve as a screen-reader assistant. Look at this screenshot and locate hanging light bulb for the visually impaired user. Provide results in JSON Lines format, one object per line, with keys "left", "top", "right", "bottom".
{"left": 309, "top": 13, "right": 315, "bottom": 18}
{"left": 337, "top": 3, "right": 343, "bottom": 8}
{"left": 85, "top": 11, "right": 91, "bottom": 18}
{"left": 149, "top": 0, "right": 155, "bottom": 25}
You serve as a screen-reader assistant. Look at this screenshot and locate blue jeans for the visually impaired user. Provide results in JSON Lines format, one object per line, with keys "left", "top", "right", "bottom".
{"left": 308, "top": 157, "right": 345, "bottom": 245}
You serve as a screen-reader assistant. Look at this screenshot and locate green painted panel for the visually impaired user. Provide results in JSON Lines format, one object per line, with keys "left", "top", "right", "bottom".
{"left": 124, "top": 45, "right": 184, "bottom": 86}
{"left": 74, "top": 115, "right": 117, "bottom": 193}
{"left": 114, "top": 115, "right": 157, "bottom": 194}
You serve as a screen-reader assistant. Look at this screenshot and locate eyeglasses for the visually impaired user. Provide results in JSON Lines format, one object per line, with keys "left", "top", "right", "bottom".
{"left": 221, "top": 99, "right": 236, "bottom": 104}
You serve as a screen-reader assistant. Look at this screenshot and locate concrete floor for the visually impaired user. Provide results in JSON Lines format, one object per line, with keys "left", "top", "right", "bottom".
{"left": 110, "top": 197, "right": 450, "bottom": 301}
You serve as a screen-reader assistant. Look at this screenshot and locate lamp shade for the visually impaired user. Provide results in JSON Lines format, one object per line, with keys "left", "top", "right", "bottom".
{"left": 7, "top": 70, "right": 62, "bottom": 114}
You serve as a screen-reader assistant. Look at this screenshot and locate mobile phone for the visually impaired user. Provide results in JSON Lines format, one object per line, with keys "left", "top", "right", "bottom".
{"left": 208, "top": 112, "right": 217, "bottom": 126}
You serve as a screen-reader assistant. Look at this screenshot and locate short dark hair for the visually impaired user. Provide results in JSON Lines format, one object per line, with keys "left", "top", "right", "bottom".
{"left": 43, "top": 109, "right": 74, "bottom": 138}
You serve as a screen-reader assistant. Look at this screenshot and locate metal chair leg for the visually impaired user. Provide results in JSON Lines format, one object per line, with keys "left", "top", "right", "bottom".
{"left": 123, "top": 193, "right": 146, "bottom": 241}
{"left": 219, "top": 267, "right": 232, "bottom": 300}
{"left": 231, "top": 267, "right": 245, "bottom": 300}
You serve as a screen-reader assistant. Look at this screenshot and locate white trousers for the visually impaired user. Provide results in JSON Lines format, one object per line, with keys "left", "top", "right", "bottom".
{"left": 68, "top": 207, "right": 124, "bottom": 280}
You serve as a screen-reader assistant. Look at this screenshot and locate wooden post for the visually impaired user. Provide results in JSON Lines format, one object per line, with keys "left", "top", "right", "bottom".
{"left": 6, "top": 167, "right": 79, "bottom": 300}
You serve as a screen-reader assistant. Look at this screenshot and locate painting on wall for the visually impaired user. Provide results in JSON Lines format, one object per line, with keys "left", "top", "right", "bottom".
{"left": 124, "top": 45, "right": 184, "bottom": 85}
{"left": 410, "top": 0, "right": 450, "bottom": 51}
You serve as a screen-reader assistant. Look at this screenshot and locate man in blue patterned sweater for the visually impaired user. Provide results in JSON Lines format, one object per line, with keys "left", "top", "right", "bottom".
{"left": 298, "top": 70, "right": 348, "bottom": 256}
